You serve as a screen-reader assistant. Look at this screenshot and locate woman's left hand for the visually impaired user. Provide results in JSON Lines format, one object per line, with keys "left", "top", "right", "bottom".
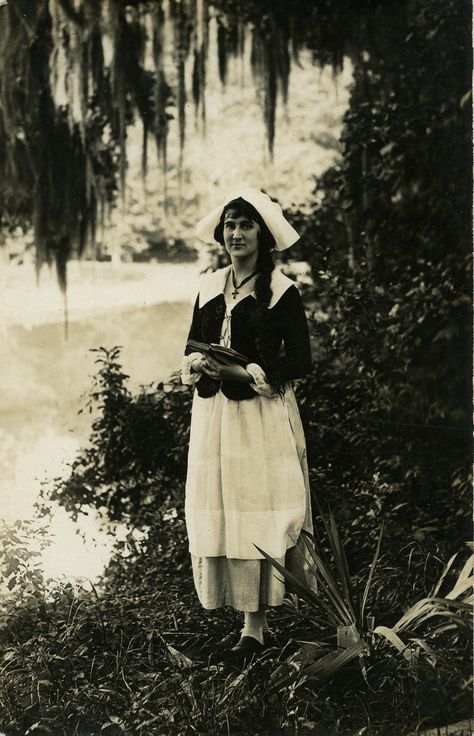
{"left": 201, "top": 356, "right": 252, "bottom": 383}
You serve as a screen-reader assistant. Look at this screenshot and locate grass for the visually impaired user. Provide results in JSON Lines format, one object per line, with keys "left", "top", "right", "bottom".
{"left": 0, "top": 511, "right": 471, "bottom": 736}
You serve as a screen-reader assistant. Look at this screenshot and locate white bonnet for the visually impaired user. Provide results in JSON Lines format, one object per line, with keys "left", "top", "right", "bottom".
{"left": 196, "top": 187, "right": 299, "bottom": 251}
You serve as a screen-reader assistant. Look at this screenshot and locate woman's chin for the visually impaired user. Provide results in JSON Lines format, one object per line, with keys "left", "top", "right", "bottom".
{"left": 229, "top": 249, "right": 256, "bottom": 261}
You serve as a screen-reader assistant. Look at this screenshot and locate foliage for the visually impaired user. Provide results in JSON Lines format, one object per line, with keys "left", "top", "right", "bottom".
{"left": 292, "top": 251, "right": 471, "bottom": 566}
{"left": 46, "top": 347, "right": 191, "bottom": 533}
{"left": 0, "top": 519, "right": 51, "bottom": 598}
{"left": 0, "top": 505, "right": 471, "bottom": 735}
{"left": 2, "top": 0, "right": 469, "bottom": 292}
{"left": 0, "top": 515, "right": 306, "bottom": 736}
{"left": 259, "top": 513, "right": 472, "bottom": 733}
{"left": 284, "top": 0, "right": 472, "bottom": 565}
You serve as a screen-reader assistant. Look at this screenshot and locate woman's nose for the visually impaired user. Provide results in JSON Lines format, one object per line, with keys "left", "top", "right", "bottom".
{"left": 233, "top": 227, "right": 243, "bottom": 240}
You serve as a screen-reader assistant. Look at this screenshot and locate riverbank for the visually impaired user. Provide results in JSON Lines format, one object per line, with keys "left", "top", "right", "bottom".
{"left": 0, "top": 261, "right": 200, "bottom": 580}
{"left": 0, "top": 260, "right": 199, "bottom": 329}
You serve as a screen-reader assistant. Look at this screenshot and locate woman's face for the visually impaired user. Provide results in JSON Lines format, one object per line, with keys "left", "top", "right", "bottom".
{"left": 222, "top": 211, "right": 261, "bottom": 260}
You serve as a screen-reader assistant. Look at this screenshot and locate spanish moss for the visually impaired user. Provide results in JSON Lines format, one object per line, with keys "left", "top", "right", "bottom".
{"left": 2, "top": 0, "right": 467, "bottom": 293}
{"left": 151, "top": 0, "right": 170, "bottom": 177}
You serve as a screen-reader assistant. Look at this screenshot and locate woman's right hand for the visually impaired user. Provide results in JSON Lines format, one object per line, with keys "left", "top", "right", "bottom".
{"left": 190, "top": 354, "right": 208, "bottom": 374}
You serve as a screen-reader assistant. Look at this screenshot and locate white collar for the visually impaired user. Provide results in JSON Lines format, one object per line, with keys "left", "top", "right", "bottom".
{"left": 198, "top": 265, "right": 295, "bottom": 309}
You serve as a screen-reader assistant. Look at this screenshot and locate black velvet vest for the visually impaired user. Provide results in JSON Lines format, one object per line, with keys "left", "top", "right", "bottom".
{"left": 185, "top": 277, "right": 312, "bottom": 401}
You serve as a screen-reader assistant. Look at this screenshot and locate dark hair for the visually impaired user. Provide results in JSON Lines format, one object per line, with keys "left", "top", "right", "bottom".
{"left": 213, "top": 198, "right": 275, "bottom": 253}
{"left": 214, "top": 197, "right": 280, "bottom": 388}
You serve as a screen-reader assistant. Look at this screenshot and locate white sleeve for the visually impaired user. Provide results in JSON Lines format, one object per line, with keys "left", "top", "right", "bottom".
{"left": 181, "top": 352, "right": 206, "bottom": 385}
{"left": 246, "top": 363, "right": 278, "bottom": 399}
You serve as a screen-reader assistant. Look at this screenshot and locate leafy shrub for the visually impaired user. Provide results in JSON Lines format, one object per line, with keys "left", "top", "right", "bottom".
{"left": 286, "top": 0, "right": 471, "bottom": 563}
{"left": 1, "top": 506, "right": 470, "bottom": 735}
{"left": 294, "top": 251, "right": 471, "bottom": 566}
{"left": 285, "top": 0, "right": 472, "bottom": 567}
{"left": 46, "top": 347, "right": 192, "bottom": 543}
{"left": 0, "top": 519, "right": 50, "bottom": 596}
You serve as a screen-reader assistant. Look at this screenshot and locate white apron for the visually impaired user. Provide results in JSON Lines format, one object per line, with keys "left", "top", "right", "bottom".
{"left": 184, "top": 382, "right": 312, "bottom": 560}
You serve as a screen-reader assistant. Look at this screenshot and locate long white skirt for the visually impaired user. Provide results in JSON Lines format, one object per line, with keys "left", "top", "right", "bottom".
{"left": 185, "top": 384, "right": 315, "bottom": 610}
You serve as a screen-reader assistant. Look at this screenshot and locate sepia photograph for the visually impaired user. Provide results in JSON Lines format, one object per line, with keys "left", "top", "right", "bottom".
{"left": 0, "top": 1, "right": 472, "bottom": 734}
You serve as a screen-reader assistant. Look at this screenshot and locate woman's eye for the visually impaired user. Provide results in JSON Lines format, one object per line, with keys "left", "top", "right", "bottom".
{"left": 224, "top": 221, "right": 253, "bottom": 231}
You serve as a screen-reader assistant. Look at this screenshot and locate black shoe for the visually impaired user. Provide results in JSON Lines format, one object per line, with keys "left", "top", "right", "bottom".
{"left": 230, "top": 635, "right": 265, "bottom": 654}
{"left": 211, "top": 632, "right": 240, "bottom": 653}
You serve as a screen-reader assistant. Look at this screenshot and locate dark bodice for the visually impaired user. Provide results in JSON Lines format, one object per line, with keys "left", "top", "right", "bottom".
{"left": 185, "top": 283, "right": 312, "bottom": 400}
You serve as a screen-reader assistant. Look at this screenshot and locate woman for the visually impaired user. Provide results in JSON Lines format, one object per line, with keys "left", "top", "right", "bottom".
{"left": 181, "top": 187, "right": 315, "bottom": 654}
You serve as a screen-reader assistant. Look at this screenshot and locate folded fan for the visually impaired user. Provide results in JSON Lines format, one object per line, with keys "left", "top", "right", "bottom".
{"left": 186, "top": 339, "right": 250, "bottom": 367}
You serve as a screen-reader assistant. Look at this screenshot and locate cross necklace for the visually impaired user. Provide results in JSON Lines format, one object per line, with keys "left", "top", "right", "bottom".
{"left": 231, "top": 268, "right": 258, "bottom": 299}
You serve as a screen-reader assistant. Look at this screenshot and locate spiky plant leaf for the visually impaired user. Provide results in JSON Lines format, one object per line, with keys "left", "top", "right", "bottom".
{"left": 373, "top": 625, "right": 410, "bottom": 659}
{"left": 431, "top": 551, "right": 459, "bottom": 597}
{"left": 302, "top": 639, "right": 366, "bottom": 680}
{"left": 444, "top": 555, "right": 473, "bottom": 599}
{"left": 360, "top": 521, "right": 384, "bottom": 628}
{"left": 297, "top": 531, "right": 354, "bottom": 625}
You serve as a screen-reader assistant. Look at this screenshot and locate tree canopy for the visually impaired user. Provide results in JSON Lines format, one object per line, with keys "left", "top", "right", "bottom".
{"left": 1, "top": 0, "right": 469, "bottom": 288}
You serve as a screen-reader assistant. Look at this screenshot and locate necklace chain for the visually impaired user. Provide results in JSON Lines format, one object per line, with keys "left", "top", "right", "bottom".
{"left": 231, "top": 268, "right": 258, "bottom": 299}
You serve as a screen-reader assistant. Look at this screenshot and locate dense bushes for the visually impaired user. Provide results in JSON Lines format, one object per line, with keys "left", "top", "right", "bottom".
{"left": 286, "top": 0, "right": 472, "bottom": 563}
{"left": 295, "top": 254, "right": 471, "bottom": 565}
{"left": 0, "top": 493, "right": 471, "bottom": 735}
{"left": 44, "top": 337, "right": 469, "bottom": 582}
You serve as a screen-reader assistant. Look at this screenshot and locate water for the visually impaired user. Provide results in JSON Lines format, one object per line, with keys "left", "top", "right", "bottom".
{"left": 0, "top": 261, "right": 199, "bottom": 583}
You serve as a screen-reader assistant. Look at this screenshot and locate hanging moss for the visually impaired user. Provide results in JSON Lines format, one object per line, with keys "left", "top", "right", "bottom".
{"left": 151, "top": 1, "right": 170, "bottom": 175}
{"left": 250, "top": 28, "right": 277, "bottom": 157}
{"left": 1, "top": 0, "right": 353, "bottom": 284}
{"left": 275, "top": 25, "right": 290, "bottom": 106}
{"left": 169, "top": 0, "right": 194, "bottom": 167}
{"left": 0, "top": 0, "right": 109, "bottom": 292}
{"left": 3, "top": 0, "right": 465, "bottom": 292}
{"left": 216, "top": 7, "right": 243, "bottom": 87}
{"left": 191, "top": 34, "right": 208, "bottom": 127}
{"left": 107, "top": 0, "right": 130, "bottom": 200}
{"left": 216, "top": 20, "right": 228, "bottom": 85}
{"left": 200, "top": 0, "right": 209, "bottom": 127}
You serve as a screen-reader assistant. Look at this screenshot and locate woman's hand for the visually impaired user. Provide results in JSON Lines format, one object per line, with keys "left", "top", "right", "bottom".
{"left": 190, "top": 354, "right": 208, "bottom": 374}
{"left": 201, "top": 356, "right": 252, "bottom": 383}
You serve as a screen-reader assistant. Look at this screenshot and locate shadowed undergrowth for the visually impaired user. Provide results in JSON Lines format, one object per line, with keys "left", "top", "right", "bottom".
{"left": 0, "top": 500, "right": 471, "bottom": 736}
